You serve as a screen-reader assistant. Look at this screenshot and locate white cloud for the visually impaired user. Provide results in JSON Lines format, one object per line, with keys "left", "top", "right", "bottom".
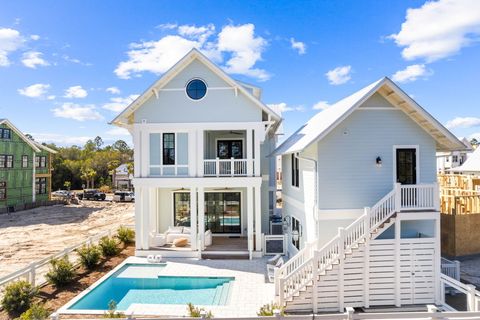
{"left": 469, "top": 132, "right": 480, "bottom": 141}
{"left": 312, "top": 100, "right": 331, "bottom": 110}
{"left": 106, "top": 127, "right": 130, "bottom": 136}
{"left": 21, "top": 51, "right": 49, "bottom": 68}
{"left": 391, "top": 64, "right": 432, "bottom": 83}
{"left": 325, "top": 65, "right": 352, "bottom": 85}
{"left": 267, "top": 102, "right": 304, "bottom": 114}
{"left": 390, "top": 0, "right": 480, "bottom": 62}
{"left": 156, "top": 23, "right": 178, "bottom": 30}
{"left": 106, "top": 86, "right": 121, "bottom": 95}
{"left": 218, "top": 24, "right": 269, "bottom": 81}
{"left": 102, "top": 94, "right": 140, "bottom": 112}
{"left": 62, "top": 55, "right": 92, "bottom": 66}
{"left": 30, "top": 34, "right": 40, "bottom": 41}
{"left": 31, "top": 132, "right": 92, "bottom": 146}
{"left": 445, "top": 117, "right": 480, "bottom": 129}
{"left": 52, "top": 103, "right": 103, "bottom": 121}
{"left": 290, "top": 38, "right": 306, "bottom": 55}
{"left": 64, "top": 85, "right": 88, "bottom": 98}
{"left": 115, "top": 23, "right": 269, "bottom": 81}
{"left": 47, "top": 95, "right": 55, "bottom": 100}
{"left": 18, "top": 83, "right": 50, "bottom": 98}
{"left": 0, "top": 28, "right": 24, "bottom": 66}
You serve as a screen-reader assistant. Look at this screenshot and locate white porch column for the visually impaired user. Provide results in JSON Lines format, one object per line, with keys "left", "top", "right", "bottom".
{"left": 254, "top": 128, "right": 261, "bottom": 177}
{"left": 254, "top": 185, "right": 262, "bottom": 252}
{"left": 190, "top": 187, "right": 198, "bottom": 250}
{"left": 141, "top": 187, "right": 150, "bottom": 250}
{"left": 134, "top": 186, "right": 143, "bottom": 250}
{"left": 247, "top": 186, "right": 254, "bottom": 259}
{"left": 188, "top": 131, "right": 197, "bottom": 176}
{"left": 148, "top": 188, "right": 157, "bottom": 235}
{"left": 246, "top": 129, "right": 253, "bottom": 176}
{"left": 133, "top": 125, "right": 141, "bottom": 178}
{"left": 196, "top": 130, "right": 204, "bottom": 177}
{"left": 394, "top": 215, "right": 401, "bottom": 307}
{"left": 198, "top": 187, "right": 205, "bottom": 249}
{"left": 140, "top": 130, "right": 149, "bottom": 177}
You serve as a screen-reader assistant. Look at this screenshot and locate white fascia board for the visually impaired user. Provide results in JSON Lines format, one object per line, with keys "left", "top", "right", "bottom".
{"left": 133, "top": 121, "right": 266, "bottom": 132}
{"left": 132, "top": 176, "right": 262, "bottom": 188}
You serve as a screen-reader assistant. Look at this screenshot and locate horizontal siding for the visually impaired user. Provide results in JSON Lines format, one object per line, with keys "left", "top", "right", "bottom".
{"left": 316, "top": 94, "right": 437, "bottom": 210}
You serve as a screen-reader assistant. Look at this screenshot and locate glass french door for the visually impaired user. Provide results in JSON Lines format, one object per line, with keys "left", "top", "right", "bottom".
{"left": 205, "top": 192, "right": 241, "bottom": 233}
{"left": 217, "top": 140, "right": 243, "bottom": 159}
{"left": 396, "top": 148, "right": 417, "bottom": 184}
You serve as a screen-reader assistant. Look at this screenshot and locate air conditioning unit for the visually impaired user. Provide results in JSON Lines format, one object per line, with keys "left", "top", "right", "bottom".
{"left": 263, "top": 234, "right": 286, "bottom": 256}
{"left": 270, "top": 222, "right": 283, "bottom": 235}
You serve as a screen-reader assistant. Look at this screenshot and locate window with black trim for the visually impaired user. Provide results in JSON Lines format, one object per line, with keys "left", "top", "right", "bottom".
{"left": 162, "top": 133, "right": 175, "bottom": 165}
{"left": 0, "top": 129, "right": 11, "bottom": 139}
{"left": 0, "top": 181, "right": 6, "bottom": 200}
{"left": 291, "top": 154, "right": 299, "bottom": 187}
{"left": 0, "top": 155, "right": 13, "bottom": 168}
{"left": 174, "top": 192, "right": 190, "bottom": 226}
{"left": 22, "top": 155, "right": 28, "bottom": 168}
{"left": 35, "top": 156, "right": 46, "bottom": 168}
{"left": 291, "top": 216, "right": 301, "bottom": 250}
{"left": 35, "top": 177, "right": 47, "bottom": 194}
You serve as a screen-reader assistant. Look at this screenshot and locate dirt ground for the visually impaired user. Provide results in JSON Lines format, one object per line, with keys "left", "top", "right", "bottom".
{"left": 0, "top": 201, "right": 134, "bottom": 278}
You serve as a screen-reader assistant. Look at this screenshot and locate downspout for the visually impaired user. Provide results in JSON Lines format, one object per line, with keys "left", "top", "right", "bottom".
{"left": 295, "top": 153, "right": 319, "bottom": 242}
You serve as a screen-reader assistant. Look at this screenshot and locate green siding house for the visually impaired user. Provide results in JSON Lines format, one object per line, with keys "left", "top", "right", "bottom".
{"left": 0, "top": 119, "right": 56, "bottom": 211}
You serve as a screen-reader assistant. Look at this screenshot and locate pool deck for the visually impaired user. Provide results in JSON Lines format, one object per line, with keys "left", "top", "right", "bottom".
{"left": 59, "top": 256, "right": 276, "bottom": 318}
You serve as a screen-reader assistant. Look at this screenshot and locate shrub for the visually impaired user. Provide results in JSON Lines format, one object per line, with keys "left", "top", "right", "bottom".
{"left": 187, "top": 303, "right": 213, "bottom": 319}
{"left": 76, "top": 244, "right": 101, "bottom": 270}
{"left": 116, "top": 226, "right": 135, "bottom": 245}
{"left": 257, "top": 302, "right": 285, "bottom": 316}
{"left": 99, "top": 185, "right": 111, "bottom": 193}
{"left": 19, "top": 303, "right": 49, "bottom": 320}
{"left": 1, "top": 280, "right": 38, "bottom": 314}
{"left": 99, "top": 236, "right": 120, "bottom": 257}
{"left": 103, "top": 300, "right": 124, "bottom": 318}
{"left": 46, "top": 256, "right": 75, "bottom": 287}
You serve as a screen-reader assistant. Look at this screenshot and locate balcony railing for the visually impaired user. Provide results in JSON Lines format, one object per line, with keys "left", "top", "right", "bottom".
{"left": 203, "top": 158, "right": 251, "bottom": 177}
{"left": 400, "top": 183, "right": 438, "bottom": 211}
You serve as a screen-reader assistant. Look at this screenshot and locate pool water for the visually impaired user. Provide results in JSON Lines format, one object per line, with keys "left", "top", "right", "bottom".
{"left": 68, "top": 264, "right": 234, "bottom": 310}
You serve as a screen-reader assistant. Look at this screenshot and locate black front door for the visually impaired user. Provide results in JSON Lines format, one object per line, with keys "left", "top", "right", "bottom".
{"left": 217, "top": 140, "right": 243, "bottom": 159}
{"left": 396, "top": 148, "right": 417, "bottom": 184}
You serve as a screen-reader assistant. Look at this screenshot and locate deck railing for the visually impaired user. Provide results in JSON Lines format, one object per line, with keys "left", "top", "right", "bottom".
{"left": 441, "top": 273, "right": 480, "bottom": 311}
{"left": 441, "top": 257, "right": 461, "bottom": 280}
{"left": 203, "top": 158, "right": 251, "bottom": 177}
{"left": 400, "top": 183, "right": 438, "bottom": 210}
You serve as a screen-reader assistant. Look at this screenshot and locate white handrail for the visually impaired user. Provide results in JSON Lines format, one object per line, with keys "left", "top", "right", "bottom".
{"left": 440, "top": 273, "right": 480, "bottom": 311}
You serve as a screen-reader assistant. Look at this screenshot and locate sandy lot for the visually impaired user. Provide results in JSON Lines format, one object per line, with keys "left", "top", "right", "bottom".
{"left": 0, "top": 201, "right": 134, "bottom": 278}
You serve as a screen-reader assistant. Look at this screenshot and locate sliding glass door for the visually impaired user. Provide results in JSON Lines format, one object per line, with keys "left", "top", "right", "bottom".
{"left": 205, "top": 192, "right": 241, "bottom": 233}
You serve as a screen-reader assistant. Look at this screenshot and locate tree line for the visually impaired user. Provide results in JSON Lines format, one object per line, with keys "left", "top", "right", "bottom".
{"left": 43, "top": 136, "right": 133, "bottom": 191}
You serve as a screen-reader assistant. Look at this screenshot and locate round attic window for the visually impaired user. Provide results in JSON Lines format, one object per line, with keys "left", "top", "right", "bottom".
{"left": 186, "top": 79, "right": 207, "bottom": 100}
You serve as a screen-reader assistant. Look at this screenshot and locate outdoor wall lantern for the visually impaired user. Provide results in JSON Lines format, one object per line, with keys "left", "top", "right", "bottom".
{"left": 292, "top": 229, "right": 300, "bottom": 242}
{"left": 376, "top": 156, "right": 382, "bottom": 167}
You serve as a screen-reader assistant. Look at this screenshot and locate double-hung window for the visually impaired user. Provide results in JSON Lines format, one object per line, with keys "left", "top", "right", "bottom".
{"left": 0, "top": 155, "right": 13, "bottom": 168}
{"left": 0, "top": 181, "right": 6, "bottom": 200}
{"left": 291, "top": 154, "right": 299, "bottom": 187}
{"left": 162, "top": 133, "right": 175, "bottom": 165}
{"left": 0, "top": 128, "right": 11, "bottom": 139}
{"left": 22, "top": 155, "right": 28, "bottom": 168}
{"left": 36, "top": 177, "right": 47, "bottom": 194}
{"left": 35, "top": 156, "right": 46, "bottom": 168}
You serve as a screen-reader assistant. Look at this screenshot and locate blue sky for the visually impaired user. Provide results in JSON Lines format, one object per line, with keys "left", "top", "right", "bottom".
{"left": 0, "top": 0, "right": 479, "bottom": 146}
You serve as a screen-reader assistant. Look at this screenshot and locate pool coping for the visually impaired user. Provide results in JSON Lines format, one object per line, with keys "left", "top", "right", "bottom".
{"left": 57, "top": 256, "right": 235, "bottom": 316}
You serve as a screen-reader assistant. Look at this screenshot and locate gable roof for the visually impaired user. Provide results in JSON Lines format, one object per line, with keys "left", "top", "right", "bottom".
{"left": 448, "top": 147, "right": 480, "bottom": 173}
{"left": 273, "top": 77, "right": 466, "bottom": 156}
{"left": 110, "top": 48, "right": 281, "bottom": 127}
{"left": 0, "top": 119, "right": 57, "bottom": 154}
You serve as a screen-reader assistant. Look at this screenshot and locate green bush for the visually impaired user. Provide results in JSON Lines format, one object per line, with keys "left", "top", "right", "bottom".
{"left": 116, "top": 226, "right": 135, "bottom": 245}
{"left": 99, "top": 236, "right": 120, "bottom": 257}
{"left": 0, "top": 280, "right": 38, "bottom": 314}
{"left": 103, "top": 300, "right": 124, "bottom": 318}
{"left": 19, "top": 303, "right": 49, "bottom": 320}
{"left": 45, "top": 256, "right": 75, "bottom": 287}
{"left": 257, "top": 302, "right": 285, "bottom": 316}
{"left": 187, "top": 303, "right": 213, "bottom": 319}
{"left": 76, "top": 244, "right": 101, "bottom": 270}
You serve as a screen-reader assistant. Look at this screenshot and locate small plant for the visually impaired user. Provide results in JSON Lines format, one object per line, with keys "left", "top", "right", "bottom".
{"left": 257, "top": 302, "right": 285, "bottom": 316}
{"left": 19, "top": 303, "right": 49, "bottom": 320}
{"left": 76, "top": 244, "right": 101, "bottom": 270}
{"left": 187, "top": 303, "right": 213, "bottom": 318}
{"left": 99, "top": 236, "right": 120, "bottom": 257}
{"left": 46, "top": 256, "right": 75, "bottom": 287}
{"left": 103, "top": 300, "right": 124, "bottom": 318}
{"left": 99, "top": 185, "right": 111, "bottom": 193}
{"left": 116, "top": 226, "right": 135, "bottom": 246}
{"left": 1, "top": 280, "right": 38, "bottom": 314}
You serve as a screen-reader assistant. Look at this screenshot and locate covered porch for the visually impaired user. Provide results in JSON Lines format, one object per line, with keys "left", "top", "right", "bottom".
{"left": 133, "top": 178, "right": 264, "bottom": 258}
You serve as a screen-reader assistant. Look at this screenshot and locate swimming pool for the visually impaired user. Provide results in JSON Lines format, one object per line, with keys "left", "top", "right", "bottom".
{"left": 68, "top": 264, "right": 234, "bottom": 311}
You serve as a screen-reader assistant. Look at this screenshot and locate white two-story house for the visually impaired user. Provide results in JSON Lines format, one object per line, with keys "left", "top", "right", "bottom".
{"left": 272, "top": 77, "right": 465, "bottom": 312}
{"left": 111, "top": 49, "right": 281, "bottom": 259}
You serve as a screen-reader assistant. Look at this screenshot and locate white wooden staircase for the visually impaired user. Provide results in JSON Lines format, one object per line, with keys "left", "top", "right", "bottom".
{"left": 275, "top": 183, "right": 439, "bottom": 313}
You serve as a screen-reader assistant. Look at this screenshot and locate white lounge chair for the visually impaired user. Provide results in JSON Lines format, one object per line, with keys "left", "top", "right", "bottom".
{"left": 267, "top": 257, "right": 284, "bottom": 282}
{"left": 267, "top": 253, "right": 282, "bottom": 265}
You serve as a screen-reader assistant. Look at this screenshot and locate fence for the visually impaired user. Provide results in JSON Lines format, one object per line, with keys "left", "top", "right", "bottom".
{"left": 50, "top": 306, "right": 480, "bottom": 320}
{"left": 0, "top": 224, "right": 134, "bottom": 294}
{"left": 441, "top": 257, "right": 461, "bottom": 280}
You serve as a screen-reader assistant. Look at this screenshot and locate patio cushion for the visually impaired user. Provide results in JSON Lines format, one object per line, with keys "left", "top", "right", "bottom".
{"left": 173, "top": 237, "right": 188, "bottom": 247}
{"left": 167, "top": 226, "right": 183, "bottom": 234}
{"left": 183, "top": 227, "right": 191, "bottom": 234}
